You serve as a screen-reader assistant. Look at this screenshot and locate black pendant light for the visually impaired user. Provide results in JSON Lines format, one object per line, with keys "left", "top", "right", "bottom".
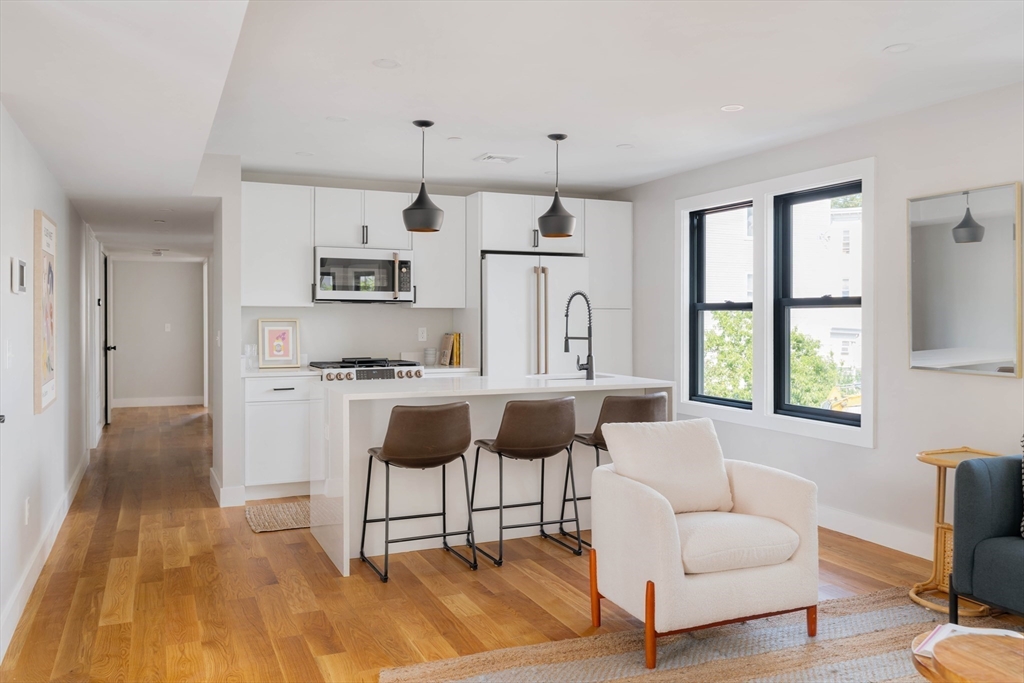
{"left": 538, "top": 133, "right": 575, "bottom": 238}
{"left": 403, "top": 120, "right": 444, "bottom": 233}
{"left": 951, "top": 190, "right": 985, "bottom": 243}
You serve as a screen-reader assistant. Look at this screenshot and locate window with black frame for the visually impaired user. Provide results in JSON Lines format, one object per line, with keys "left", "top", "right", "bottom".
{"left": 689, "top": 202, "right": 754, "bottom": 409}
{"left": 773, "top": 181, "right": 862, "bottom": 425}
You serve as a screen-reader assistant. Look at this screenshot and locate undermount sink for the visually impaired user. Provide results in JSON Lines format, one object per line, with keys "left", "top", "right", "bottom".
{"left": 527, "top": 372, "right": 616, "bottom": 381}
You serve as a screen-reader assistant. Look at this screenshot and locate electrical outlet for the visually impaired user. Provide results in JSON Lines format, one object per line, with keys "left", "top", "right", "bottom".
{"left": 418, "top": 327, "right": 428, "bottom": 342}
{"left": 24, "top": 498, "right": 29, "bottom": 526}
{"left": 165, "top": 323, "right": 171, "bottom": 332}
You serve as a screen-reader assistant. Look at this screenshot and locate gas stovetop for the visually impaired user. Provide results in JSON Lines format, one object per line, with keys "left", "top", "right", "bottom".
{"left": 310, "top": 358, "right": 423, "bottom": 381}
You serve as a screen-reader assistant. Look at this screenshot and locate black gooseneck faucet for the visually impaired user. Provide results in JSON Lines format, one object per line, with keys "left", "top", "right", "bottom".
{"left": 564, "top": 290, "right": 594, "bottom": 380}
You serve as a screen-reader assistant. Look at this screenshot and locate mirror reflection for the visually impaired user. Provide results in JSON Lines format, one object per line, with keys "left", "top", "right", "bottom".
{"left": 909, "top": 182, "right": 1021, "bottom": 377}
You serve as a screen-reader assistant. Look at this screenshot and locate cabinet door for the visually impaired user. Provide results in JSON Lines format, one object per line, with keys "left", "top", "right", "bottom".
{"left": 412, "top": 195, "right": 466, "bottom": 308}
{"left": 482, "top": 254, "right": 541, "bottom": 377}
{"left": 364, "top": 190, "right": 412, "bottom": 250}
{"left": 480, "top": 193, "right": 535, "bottom": 252}
{"left": 584, "top": 200, "right": 632, "bottom": 309}
{"left": 534, "top": 195, "right": 585, "bottom": 255}
{"left": 541, "top": 255, "right": 590, "bottom": 375}
{"left": 241, "top": 182, "right": 313, "bottom": 307}
{"left": 314, "top": 187, "right": 364, "bottom": 247}
{"left": 592, "top": 309, "right": 633, "bottom": 376}
{"left": 245, "top": 401, "right": 310, "bottom": 485}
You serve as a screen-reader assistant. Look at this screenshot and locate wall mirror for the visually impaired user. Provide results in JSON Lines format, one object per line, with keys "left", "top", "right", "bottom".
{"left": 908, "top": 182, "right": 1021, "bottom": 377}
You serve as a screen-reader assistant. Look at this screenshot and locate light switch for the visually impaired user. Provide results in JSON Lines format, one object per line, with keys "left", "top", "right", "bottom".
{"left": 165, "top": 323, "right": 171, "bottom": 332}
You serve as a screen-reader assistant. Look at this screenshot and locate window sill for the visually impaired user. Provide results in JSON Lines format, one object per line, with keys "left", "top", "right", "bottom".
{"left": 677, "top": 398, "right": 874, "bottom": 448}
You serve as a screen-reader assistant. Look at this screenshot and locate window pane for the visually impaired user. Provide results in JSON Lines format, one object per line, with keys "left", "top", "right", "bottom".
{"left": 699, "top": 309, "right": 753, "bottom": 402}
{"left": 787, "top": 307, "right": 862, "bottom": 413}
{"left": 791, "top": 193, "right": 861, "bottom": 298}
{"left": 705, "top": 206, "right": 754, "bottom": 302}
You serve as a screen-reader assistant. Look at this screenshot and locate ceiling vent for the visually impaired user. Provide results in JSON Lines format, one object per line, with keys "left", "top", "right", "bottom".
{"left": 474, "top": 153, "right": 521, "bottom": 164}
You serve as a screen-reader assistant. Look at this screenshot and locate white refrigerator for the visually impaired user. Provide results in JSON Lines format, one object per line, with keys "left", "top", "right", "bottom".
{"left": 482, "top": 254, "right": 590, "bottom": 377}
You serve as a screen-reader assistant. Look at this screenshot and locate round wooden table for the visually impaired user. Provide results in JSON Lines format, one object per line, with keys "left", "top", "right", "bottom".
{"left": 912, "top": 632, "right": 1024, "bottom": 683}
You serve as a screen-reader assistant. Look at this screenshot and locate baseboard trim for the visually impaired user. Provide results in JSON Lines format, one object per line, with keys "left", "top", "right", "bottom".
{"left": 0, "top": 448, "right": 89, "bottom": 662}
{"left": 818, "top": 504, "right": 932, "bottom": 559}
{"left": 112, "top": 396, "right": 204, "bottom": 408}
{"left": 246, "top": 481, "right": 310, "bottom": 502}
{"left": 209, "top": 467, "right": 245, "bottom": 508}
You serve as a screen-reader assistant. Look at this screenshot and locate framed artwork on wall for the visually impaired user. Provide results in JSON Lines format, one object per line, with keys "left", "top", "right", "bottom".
{"left": 34, "top": 210, "right": 57, "bottom": 413}
{"left": 258, "top": 318, "right": 300, "bottom": 368}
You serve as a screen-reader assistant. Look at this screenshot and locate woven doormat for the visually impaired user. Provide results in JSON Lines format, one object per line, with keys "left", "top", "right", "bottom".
{"left": 245, "top": 500, "right": 310, "bottom": 533}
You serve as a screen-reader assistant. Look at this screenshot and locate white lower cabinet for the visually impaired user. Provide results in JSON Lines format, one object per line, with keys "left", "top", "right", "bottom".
{"left": 244, "top": 377, "right": 323, "bottom": 487}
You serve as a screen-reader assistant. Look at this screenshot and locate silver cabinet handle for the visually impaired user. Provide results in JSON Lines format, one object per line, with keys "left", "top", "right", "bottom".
{"left": 273, "top": 387, "right": 295, "bottom": 391}
{"left": 362, "top": 225, "right": 368, "bottom": 245}
{"left": 533, "top": 229, "right": 539, "bottom": 248}
{"left": 542, "top": 266, "right": 549, "bottom": 374}
{"left": 534, "top": 265, "right": 542, "bottom": 374}
{"left": 393, "top": 252, "right": 399, "bottom": 300}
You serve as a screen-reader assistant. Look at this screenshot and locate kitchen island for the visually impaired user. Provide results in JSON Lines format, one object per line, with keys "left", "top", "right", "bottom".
{"left": 311, "top": 374, "right": 674, "bottom": 576}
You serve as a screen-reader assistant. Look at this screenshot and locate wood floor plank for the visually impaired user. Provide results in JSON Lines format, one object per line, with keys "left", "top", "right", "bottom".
{"left": 4, "top": 405, "right": 990, "bottom": 683}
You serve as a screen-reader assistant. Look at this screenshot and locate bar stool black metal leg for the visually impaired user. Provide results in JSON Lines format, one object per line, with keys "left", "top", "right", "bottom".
{"left": 441, "top": 463, "right": 447, "bottom": 546}
{"left": 467, "top": 446, "right": 481, "bottom": 546}
{"left": 560, "top": 443, "right": 595, "bottom": 547}
{"left": 566, "top": 452, "right": 583, "bottom": 555}
{"left": 359, "top": 456, "right": 373, "bottom": 562}
{"left": 538, "top": 457, "right": 548, "bottom": 539}
{"left": 541, "top": 448, "right": 584, "bottom": 556}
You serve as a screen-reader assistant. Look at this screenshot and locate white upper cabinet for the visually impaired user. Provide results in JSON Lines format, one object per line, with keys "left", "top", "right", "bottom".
{"left": 476, "top": 192, "right": 585, "bottom": 254}
{"left": 412, "top": 194, "right": 466, "bottom": 308}
{"left": 479, "top": 193, "right": 535, "bottom": 252}
{"left": 314, "top": 187, "right": 363, "bottom": 248}
{"left": 584, "top": 199, "right": 633, "bottom": 309}
{"left": 364, "top": 190, "right": 413, "bottom": 250}
{"left": 533, "top": 195, "right": 585, "bottom": 255}
{"left": 241, "top": 182, "right": 314, "bottom": 307}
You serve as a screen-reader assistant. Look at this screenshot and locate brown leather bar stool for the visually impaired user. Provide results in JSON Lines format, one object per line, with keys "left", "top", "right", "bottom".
{"left": 469, "top": 396, "right": 582, "bottom": 566}
{"left": 359, "top": 402, "right": 477, "bottom": 583}
{"left": 559, "top": 392, "right": 669, "bottom": 547}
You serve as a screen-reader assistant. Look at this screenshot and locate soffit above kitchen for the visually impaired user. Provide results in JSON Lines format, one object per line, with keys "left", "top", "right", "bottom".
{"left": 205, "top": 0, "right": 1024, "bottom": 195}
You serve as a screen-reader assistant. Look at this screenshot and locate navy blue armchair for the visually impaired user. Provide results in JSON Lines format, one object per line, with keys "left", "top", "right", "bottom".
{"left": 948, "top": 455, "right": 1024, "bottom": 622}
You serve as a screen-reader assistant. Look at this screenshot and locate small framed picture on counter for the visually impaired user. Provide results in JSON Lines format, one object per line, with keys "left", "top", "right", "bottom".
{"left": 258, "top": 318, "right": 300, "bottom": 368}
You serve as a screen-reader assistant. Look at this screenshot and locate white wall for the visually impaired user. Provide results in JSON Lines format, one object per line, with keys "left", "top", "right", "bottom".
{"left": 609, "top": 83, "right": 1024, "bottom": 556}
{"left": 193, "top": 154, "right": 244, "bottom": 506}
{"left": 0, "top": 104, "right": 89, "bottom": 659}
{"left": 111, "top": 260, "right": 204, "bottom": 406}
{"left": 241, "top": 306, "right": 455, "bottom": 362}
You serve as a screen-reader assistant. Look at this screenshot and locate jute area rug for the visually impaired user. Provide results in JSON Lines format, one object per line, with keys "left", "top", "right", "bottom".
{"left": 379, "top": 587, "right": 1020, "bottom": 683}
{"left": 244, "top": 500, "right": 310, "bottom": 533}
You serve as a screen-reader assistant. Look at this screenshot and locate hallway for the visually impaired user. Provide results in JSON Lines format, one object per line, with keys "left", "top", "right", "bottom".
{"left": 0, "top": 407, "right": 932, "bottom": 683}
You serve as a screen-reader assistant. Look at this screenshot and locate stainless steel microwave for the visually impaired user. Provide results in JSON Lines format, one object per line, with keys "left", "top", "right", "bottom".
{"left": 314, "top": 247, "right": 414, "bottom": 303}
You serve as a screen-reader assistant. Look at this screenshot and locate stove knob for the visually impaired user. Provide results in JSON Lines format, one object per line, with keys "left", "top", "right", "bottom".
{"left": 346, "top": 372, "right": 354, "bottom": 380}
{"left": 414, "top": 369, "right": 423, "bottom": 378}
{"left": 397, "top": 370, "right": 405, "bottom": 378}
{"left": 337, "top": 373, "right": 345, "bottom": 380}
{"left": 325, "top": 372, "right": 335, "bottom": 381}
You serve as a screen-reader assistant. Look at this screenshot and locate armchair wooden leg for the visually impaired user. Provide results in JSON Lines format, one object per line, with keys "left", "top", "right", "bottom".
{"left": 589, "top": 549, "right": 601, "bottom": 628}
{"left": 645, "top": 581, "right": 656, "bottom": 669}
{"left": 806, "top": 605, "right": 817, "bottom": 637}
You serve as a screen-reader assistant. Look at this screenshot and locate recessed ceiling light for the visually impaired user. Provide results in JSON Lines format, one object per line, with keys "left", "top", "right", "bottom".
{"left": 153, "top": 219, "right": 166, "bottom": 223}
{"left": 616, "top": 143, "right": 635, "bottom": 149}
{"left": 447, "top": 136, "right": 462, "bottom": 142}
{"left": 295, "top": 151, "right": 314, "bottom": 157}
{"left": 721, "top": 104, "right": 745, "bottom": 112}
{"left": 372, "top": 58, "right": 400, "bottom": 69}
{"left": 883, "top": 43, "right": 913, "bottom": 54}
{"left": 326, "top": 116, "right": 348, "bottom": 123}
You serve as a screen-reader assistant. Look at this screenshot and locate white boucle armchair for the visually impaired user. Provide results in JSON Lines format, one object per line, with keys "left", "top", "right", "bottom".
{"left": 590, "top": 459, "right": 819, "bottom": 668}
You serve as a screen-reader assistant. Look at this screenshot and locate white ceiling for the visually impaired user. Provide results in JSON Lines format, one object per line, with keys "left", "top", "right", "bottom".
{"left": 206, "top": 1, "right": 1024, "bottom": 195}
{"left": 0, "top": 0, "right": 247, "bottom": 255}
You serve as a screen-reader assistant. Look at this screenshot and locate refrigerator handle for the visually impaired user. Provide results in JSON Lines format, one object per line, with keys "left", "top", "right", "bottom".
{"left": 542, "top": 266, "right": 550, "bottom": 375}
{"left": 534, "top": 266, "right": 542, "bottom": 374}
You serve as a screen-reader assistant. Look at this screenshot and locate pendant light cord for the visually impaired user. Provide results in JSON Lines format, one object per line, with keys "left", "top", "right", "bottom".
{"left": 421, "top": 128, "right": 425, "bottom": 183}
{"left": 555, "top": 140, "right": 559, "bottom": 192}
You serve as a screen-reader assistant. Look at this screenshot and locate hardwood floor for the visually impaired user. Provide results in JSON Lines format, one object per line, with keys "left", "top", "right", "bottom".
{"left": 1, "top": 405, "right": 935, "bottom": 683}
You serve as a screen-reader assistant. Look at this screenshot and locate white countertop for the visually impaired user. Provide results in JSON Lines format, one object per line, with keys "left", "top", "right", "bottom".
{"left": 242, "top": 366, "right": 322, "bottom": 378}
{"left": 329, "top": 373, "right": 674, "bottom": 401}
